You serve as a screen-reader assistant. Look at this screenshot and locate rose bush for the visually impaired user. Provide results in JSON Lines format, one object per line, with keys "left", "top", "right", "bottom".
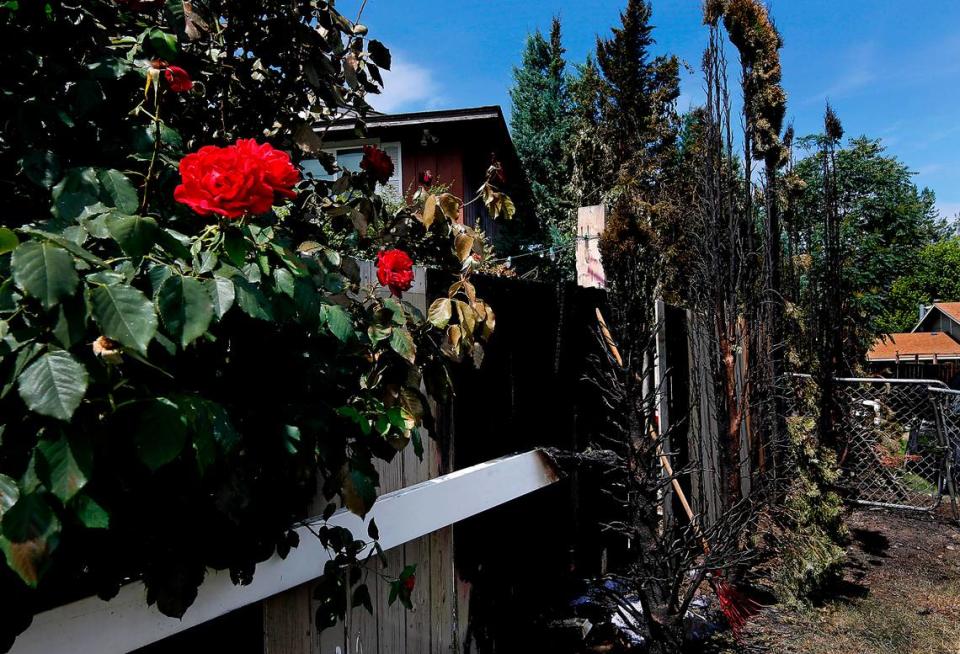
{"left": 0, "top": 1, "right": 511, "bottom": 649}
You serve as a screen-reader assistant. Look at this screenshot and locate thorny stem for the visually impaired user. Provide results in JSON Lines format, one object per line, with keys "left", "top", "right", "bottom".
{"left": 141, "top": 83, "right": 163, "bottom": 213}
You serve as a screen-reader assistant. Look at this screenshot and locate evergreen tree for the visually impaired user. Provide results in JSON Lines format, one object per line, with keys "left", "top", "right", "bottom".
{"left": 567, "top": 55, "right": 609, "bottom": 208}
{"left": 509, "top": 17, "right": 573, "bottom": 255}
{"left": 594, "top": 0, "right": 680, "bottom": 197}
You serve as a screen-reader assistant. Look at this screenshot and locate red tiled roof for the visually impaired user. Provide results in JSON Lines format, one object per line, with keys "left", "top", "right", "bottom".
{"left": 868, "top": 332, "right": 960, "bottom": 361}
{"left": 933, "top": 302, "right": 960, "bottom": 324}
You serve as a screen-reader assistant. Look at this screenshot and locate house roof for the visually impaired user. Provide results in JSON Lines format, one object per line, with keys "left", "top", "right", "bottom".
{"left": 913, "top": 301, "right": 960, "bottom": 331}
{"left": 867, "top": 332, "right": 960, "bottom": 362}
{"left": 933, "top": 302, "right": 960, "bottom": 323}
{"left": 325, "top": 106, "right": 506, "bottom": 133}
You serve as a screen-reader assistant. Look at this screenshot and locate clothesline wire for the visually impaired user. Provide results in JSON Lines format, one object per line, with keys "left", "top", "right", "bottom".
{"left": 487, "top": 234, "right": 598, "bottom": 265}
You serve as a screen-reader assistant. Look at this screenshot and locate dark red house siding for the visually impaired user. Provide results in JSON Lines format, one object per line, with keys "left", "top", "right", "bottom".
{"left": 401, "top": 146, "right": 465, "bottom": 220}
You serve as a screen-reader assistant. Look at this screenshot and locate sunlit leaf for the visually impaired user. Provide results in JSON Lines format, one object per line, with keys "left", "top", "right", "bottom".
{"left": 427, "top": 298, "right": 452, "bottom": 329}
{"left": 11, "top": 241, "right": 79, "bottom": 310}
{"left": 89, "top": 284, "right": 158, "bottom": 355}
{"left": 17, "top": 351, "right": 88, "bottom": 421}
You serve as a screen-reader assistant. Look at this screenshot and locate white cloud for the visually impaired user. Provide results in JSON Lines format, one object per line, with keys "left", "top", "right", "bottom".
{"left": 937, "top": 202, "right": 960, "bottom": 220}
{"left": 368, "top": 53, "right": 445, "bottom": 114}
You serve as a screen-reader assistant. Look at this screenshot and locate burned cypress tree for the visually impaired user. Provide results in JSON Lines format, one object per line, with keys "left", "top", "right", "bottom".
{"left": 704, "top": 0, "right": 790, "bottom": 489}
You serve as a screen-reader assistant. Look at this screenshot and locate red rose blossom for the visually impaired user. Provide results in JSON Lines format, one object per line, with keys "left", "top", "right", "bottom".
{"left": 163, "top": 65, "right": 194, "bottom": 93}
{"left": 360, "top": 145, "right": 394, "bottom": 185}
{"left": 235, "top": 139, "right": 300, "bottom": 198}
{"left": 376, "top": 249, "right": 414, "bottom": 297}
{"left": 174, "top": 139, "right": 299, "bottom": 219}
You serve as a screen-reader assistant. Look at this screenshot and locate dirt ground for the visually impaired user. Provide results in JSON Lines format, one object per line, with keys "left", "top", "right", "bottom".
{"left": 729, "top": 507, "right": 960, "bottom": 654}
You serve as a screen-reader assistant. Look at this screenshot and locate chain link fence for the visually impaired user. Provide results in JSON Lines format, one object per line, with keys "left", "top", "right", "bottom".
{"left": 831, "top": 378, "right": 959, "bottom": 517}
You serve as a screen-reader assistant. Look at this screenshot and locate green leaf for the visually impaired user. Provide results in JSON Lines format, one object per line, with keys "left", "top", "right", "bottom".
{"left": 52, "top": 298, "right": 88, "bottom": 348}
{"left": 147, "top": 28, "right": 179, "bottom": 60}
{"left": 352, "top": 584, "right": 373, "bottom": 614}
{"left": 427, "top": 298, "right": 452, "bottom": 329}
{"left": 155, "top": 228, "right": 192, "bottom": 261}
{"left": 11, "top": 241, "right": 79, "bottom": 310}
{"left": 196, "top": 250, "right": 218, "bottom": 274}
{"left": 228, "top": 273, "right": 273, "bottom": 321}
{"left": 322, "top": 304, "right": 354, "bottom": 342}
{"left": 132, "top": 398, "right": 188, "bottom": 470}
{"left": 179, "top": 396, "right": 239, "bottom": 474}
{"left": 0, "top": 492, "right": 60, "bottom": 587}
{"left": 106, "top": 214, "right": 158, "bottom": 258}
{"left": 97, "top": 169, "right": 139, "bottom": 214}
{"left": 273, "top": 267, "right": 295, "bottom": 298}
{"left": 20, "top": 150, "right": 61, "bottom": 190}
{"left": 37, "top": 434, "right": 91, "bottom": 502}
{"left": 0, "top": 278, "right": 16, "bottom": 313}
{"left": 71, "top": 494, "right": 109, "bottom": 529}
{"left": 17, "top": 351, "right": 88, "bottom": 421}
{"left": 156, "top": 276, "right": 213, "bottom": 348}
{"left": 2, "top": 492, "right": 57, "bottom": 543}
{"left": 411, "top": 429, "right": 424, "bottom": 460}
{"left": 342, "top": 466, "right": 377, "bottom": 517}
{"left": 0, "top": 227, "right": 19, "bottom": 255}
{"left": 81, "top": 214, "right": 111, "bottom": 239}
{"left": 0, "top": 474, "right": 19, "bottom": 520}
{"left": 17, "top": 227, "right": 105, "bottom": 267}
{"left": 90, "top": 284, "right": 158, "bottom": 355}
{"left": 389, "top": 328, "right": 416, "bottom": 363}
{"left": 205, "top": 276, "right": 236, "bottom": 319}
{"left": 51, "top": 167, "right": 100, "bottom": 222}
{"left": 147, "top": 263, "right": 173, "bottom": 298}
{"left": 367, "top": 40, "right": 391, "bottom": 70}
{"left": 223, "top": 228, "right": 251, "bottom": 266}
{"left": 1, "top": 343, "right": 42, "bottom": 400}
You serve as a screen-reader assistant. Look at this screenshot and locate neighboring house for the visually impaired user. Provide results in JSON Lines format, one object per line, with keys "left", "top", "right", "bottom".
{"left": 302, "top": 105, "right": 531, "bottom": 242}
{"left": 867, "top": 302, "right": 960, "bottom": 386}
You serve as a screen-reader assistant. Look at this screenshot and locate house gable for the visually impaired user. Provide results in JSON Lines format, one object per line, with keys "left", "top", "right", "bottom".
{"left": 913, "top": 302, "right": 960, "bottom": 342}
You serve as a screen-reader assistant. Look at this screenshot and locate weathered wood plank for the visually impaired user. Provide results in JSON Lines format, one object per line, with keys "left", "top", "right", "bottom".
{"left": 375, "top": 454, "right": 406, "bottom": 654}
{"left": 402, "top": 428, "right": 431, "bottom": 653}
{"left": 263, "top": 583, "right": 312, "bottom": 654}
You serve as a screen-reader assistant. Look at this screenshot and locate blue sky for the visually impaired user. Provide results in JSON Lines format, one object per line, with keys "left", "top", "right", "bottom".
{"left": 345, "top": 0, "right": 960, "bottom": 218}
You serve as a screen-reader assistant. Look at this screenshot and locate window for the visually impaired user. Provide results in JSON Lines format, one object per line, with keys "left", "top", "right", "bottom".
{"left": 302, "top": 141, "right": 402, "bottom": 196}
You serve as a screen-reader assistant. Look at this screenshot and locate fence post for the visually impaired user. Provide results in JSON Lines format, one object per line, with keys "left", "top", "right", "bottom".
{"left": 576, "top": 205, "right": 605, "bottom": 289}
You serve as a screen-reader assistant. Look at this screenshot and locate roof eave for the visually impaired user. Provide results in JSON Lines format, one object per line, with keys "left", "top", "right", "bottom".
{"left": 323, "top": 106, "right": 504, "bottom": 133}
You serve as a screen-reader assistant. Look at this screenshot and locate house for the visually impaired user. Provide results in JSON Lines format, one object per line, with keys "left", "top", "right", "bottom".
{"left": 301, "top": 105, "right": 532, "bottom": 243}
{"left": 867, "top": 302, "right": 960, "bottom": 386}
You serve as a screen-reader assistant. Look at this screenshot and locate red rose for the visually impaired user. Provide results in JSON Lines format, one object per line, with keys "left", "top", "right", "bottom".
{"left": 235, "top": 139, "right": 300, "bottom": 198}
{"left": 174, "top": 140, "right": 299, "bottom": 219}
{"left": 360, "top": 145, "right": 394, "bottom": 185}
{"left": 376, "top": 249, "right": 414, "bottom": 297}
{"left": 403, "top": 574, "right": 416, "bottom": 593}
{"left": 163, "top": 65, "right": 193, "bottom": 93}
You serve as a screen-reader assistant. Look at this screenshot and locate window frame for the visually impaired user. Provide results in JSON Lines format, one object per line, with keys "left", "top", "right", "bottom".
{"left": 302, "top": 139, "right": 403, "bottom": 196}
